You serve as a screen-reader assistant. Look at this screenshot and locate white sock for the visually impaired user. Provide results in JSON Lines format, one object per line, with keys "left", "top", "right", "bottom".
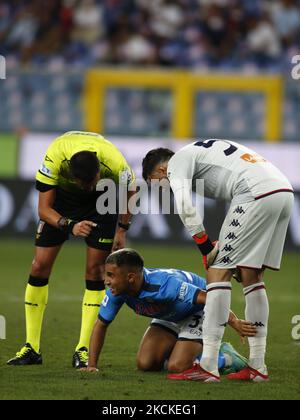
{"left": 201, "top": 282, "right": 232, "bottom": 376}
{"left": 244, "top": 282, "right": 269, "bottom": 371}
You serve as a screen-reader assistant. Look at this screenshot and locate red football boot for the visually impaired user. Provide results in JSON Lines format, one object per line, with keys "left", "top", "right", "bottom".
{"left": 167, "top": 364, "right": 220, "bottom": 383}
{"left": 227, "top": 366, "right": 269, "bottom": 382}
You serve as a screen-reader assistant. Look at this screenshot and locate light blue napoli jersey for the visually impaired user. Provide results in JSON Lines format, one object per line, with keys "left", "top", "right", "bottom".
{"left": 99, "top": 268, "right": 207, "bottom": 324}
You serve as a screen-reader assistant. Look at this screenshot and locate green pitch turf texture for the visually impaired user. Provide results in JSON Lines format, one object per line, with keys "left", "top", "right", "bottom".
{"left": 0, "top": 239, "right": 299, "bottom": 400}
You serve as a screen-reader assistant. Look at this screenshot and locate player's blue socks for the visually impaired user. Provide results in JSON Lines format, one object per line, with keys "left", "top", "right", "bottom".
{"left": 218, "top": 352, "right": 226, "bottom": 370}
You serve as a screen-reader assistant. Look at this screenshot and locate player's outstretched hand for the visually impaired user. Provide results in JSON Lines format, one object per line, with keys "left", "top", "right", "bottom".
{"left": 79, "top": 367, "right": 99, "bottom": 373}
{"left": 234, "top": 320, "right": 257, "bottom": 338}
{"left": 203, "top": 241, "right": 219, "bottom": 270}
{"left": 72, "top": 221, "right": 97, "bottom": 237}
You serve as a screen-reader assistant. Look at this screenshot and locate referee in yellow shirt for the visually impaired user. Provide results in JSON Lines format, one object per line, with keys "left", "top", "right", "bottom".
{"left": 7, "top": 131, "right": 136, "bottom": 368}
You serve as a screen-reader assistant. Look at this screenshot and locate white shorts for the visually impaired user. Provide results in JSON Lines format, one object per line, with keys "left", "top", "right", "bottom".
{"left": 212, "top": 191, "right": 294, "bottom": 270}
{"left": 151, "top": 309, "right": 204, "bottom": 342}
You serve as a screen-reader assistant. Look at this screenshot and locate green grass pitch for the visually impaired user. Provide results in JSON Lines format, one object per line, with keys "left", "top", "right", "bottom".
{"left": 0, "top": 239, "right": 299, "bottom": 400}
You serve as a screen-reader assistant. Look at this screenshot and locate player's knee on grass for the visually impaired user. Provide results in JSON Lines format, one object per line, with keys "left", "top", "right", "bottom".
{"left": 136, "top": 354, "right": 164, "bottom": 372}
{"left": 167, "top": 357, "right": 193, "bottom": 373}
{"left": 167, "top": 339, "right": 202, "bottom": 373}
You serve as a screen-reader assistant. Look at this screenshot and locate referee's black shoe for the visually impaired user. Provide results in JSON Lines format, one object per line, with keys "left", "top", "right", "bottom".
{"left": 72, "top": 347, "right": 88, "bottom": 369}
{"left": 7, "top": 343, "right": 42, "bottom": 366}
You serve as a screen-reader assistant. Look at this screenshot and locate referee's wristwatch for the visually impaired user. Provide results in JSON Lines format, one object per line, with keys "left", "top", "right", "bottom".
{"left": 118, "top": 221, "right": 132, "bottom": 231}
{"left": 57, "top": 217, "right": 77, "bottom": 235}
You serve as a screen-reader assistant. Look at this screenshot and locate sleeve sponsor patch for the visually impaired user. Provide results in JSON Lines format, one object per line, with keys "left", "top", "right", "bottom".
{"left": 102, "top": 294, "right": 109, "bottom": 307}
{"left": 179, "top": 282, "right": 189, "bottom": 301}
{"left": 40, "top": 164, "right": 52, "bottom": 176}
{"left": 120, "top": 169, "right": 133, "bottom": 185}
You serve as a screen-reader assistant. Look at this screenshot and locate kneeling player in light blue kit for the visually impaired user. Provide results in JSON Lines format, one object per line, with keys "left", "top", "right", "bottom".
{"left": 82, "top": 249, "right": 256, "bottom": 380}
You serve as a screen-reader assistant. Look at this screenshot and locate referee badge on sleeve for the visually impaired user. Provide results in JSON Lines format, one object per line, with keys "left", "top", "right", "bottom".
{"left": 120, "top": 169, "right": 132, "bottom": 185}
{"left": 40, "top": 164, "right": 52, "bottom": 176}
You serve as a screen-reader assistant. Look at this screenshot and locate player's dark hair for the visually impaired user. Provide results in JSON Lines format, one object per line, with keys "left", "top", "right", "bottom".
{"left": 70, "top": 151, "right": 100, "bottom": 183}
{"left": 142, "top": 148, "right": 174, "bottom": 181}
{"left": 106, "top": 249, "right": 144, "bottom": 272}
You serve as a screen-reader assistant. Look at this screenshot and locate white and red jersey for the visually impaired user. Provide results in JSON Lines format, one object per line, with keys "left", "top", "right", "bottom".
{"left": 167, "top": 139, "right": 293, "bottom": 236}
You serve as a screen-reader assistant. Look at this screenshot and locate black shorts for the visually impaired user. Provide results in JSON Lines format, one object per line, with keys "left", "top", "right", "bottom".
{"left": 35, "top": 187, "right": 118, "bottom": 251}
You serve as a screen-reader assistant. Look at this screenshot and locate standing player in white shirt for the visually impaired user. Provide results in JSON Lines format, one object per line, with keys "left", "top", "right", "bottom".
{"left": 142, "top": 139, "right": 294, "bottom": 383}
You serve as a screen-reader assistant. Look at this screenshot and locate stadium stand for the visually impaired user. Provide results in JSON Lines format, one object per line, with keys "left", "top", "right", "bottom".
{"left": 0, "top": 0, "right": 300, "bottom": 71}
{"left": 0, "top": 0, "right": 300, "bottom": 140}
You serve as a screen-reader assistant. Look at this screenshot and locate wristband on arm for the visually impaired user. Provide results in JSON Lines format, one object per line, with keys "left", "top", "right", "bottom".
{"left": 193, "top": 234, "right": 214, "bottom": 256}
{"left": 57, "top": 217, "right": 77, "bottom": 235}
{"left": 118, "top": 222, "right": 131, "bottom": 231}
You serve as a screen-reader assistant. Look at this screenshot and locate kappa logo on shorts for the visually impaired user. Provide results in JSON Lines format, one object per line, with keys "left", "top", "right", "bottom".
{"left": 222, "top": 245, "right": 234, "bottom": 252}
{"left": 234, "top": 206, "right": 245, "bottom": 214}
{"left": 221, "top": 256, "right": 232, "bottom": 264}
{"left": 225, "top": 232, "right": 238, "bottom": 240}
{"left": 229, "top": 219, "right": 241, "bottom": 227}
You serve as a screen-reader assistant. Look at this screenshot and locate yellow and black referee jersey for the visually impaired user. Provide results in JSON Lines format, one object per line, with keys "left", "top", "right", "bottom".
{"left": 36, "top": 131, "right": 136, "bottom": 193}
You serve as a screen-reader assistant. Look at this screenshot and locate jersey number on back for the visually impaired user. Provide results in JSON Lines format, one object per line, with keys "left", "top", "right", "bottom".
{"left": 194, "top": 140, "right": 238, "bottom": 156}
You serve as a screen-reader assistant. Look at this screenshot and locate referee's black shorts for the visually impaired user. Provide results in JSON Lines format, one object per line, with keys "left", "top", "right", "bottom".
{"left": 35, "top": 187, "right": 118, "bottom": 251}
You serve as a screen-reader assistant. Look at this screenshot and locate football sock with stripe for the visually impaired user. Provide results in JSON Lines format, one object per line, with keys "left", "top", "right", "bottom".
{"left": 200, "top": 282, "right": 232, "bottom": 376}
{"left": 244, "top": 282, "right": 269, "bottom": 371}
{"left": 25, "top": 276, "right": 49, "bottom": 353}
{"left": 75, "top": 280, "right": 106, "bottom": 351}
